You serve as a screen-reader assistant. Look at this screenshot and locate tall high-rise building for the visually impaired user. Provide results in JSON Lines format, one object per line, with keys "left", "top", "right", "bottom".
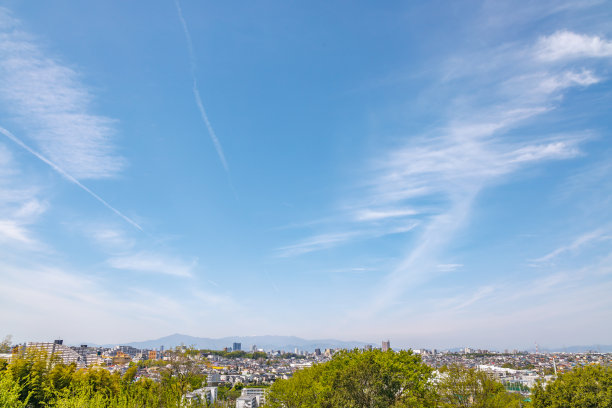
{"left": 233, "top": 342, "right": 241, "bottom": 351}
{"left": 382, "top": 340, "right": 390, "bottom": 352}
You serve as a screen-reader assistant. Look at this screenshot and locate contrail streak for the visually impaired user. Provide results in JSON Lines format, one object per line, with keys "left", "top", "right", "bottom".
{"left": 0, "top": 126, "right": 143, "bottom": 231}
{"left": 174, "top": 0, "right": 230, "bottom": 173}
{"left": 193, "top": 84, "right": 229, "bottom": 171}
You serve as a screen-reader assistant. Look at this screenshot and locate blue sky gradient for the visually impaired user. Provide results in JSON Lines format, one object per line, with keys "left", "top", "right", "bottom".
{"left": 1, "top": 0, "right": 611, "bottom": 349}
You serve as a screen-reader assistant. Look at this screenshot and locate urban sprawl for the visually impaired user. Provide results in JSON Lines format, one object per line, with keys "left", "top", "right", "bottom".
{"left": 2, "top": 339, "right": 610, "bottom": 407}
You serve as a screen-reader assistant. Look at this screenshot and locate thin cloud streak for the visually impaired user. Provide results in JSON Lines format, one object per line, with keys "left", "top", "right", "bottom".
{"left": 275, "top": 221, "right": 419, "bottom": 258}
{"left": 107, "top": 251, "right": 195, "bottom": 277}
{"left": 355, "top": 208, "right": 418, "bottom": 221}
{"left": 532, "top": 228, "right": 608, "bottom": 264}
{"left": 174, "top": 0, "right": 230, "bottom": 174}
{"left": 275, "top": 231, "right": 359, "bottom": 258}
{"left": 0, "top": 126, "right": 142, "bottom": 231}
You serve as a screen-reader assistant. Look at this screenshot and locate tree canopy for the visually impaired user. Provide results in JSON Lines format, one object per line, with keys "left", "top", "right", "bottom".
{"left": 532, "top": 365, "right": 612, "bottom": 408}
{"left": 266, "top": 348, "right": 437, "bottom": 408}
{"left": 264, "top": 350, "right": 529, "bottom": 408}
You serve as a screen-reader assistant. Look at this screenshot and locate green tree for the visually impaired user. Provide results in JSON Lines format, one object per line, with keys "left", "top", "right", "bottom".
{"left": 265, "top": 363, "right": 326, "bottom": 408}
{"left": 436, "top": 365, "right": 525, "bottom": 408}
{"left": 7, "top": 349, "right": 53, "bottom": 407}
{"left": 0, "top": 335, "right": 13, "bottom": 353}
{"left": 0, "top": 370, "right": 28, "bottom": 408}
{"left": 266, "top": 348, "right": 436, "bottom": 408}
{"left": 121, "top": 365, "right": 138, "bottom": 386}
{"left": 159, "top": 347, "right": 207, "bottom": 406}
{"left": 532, "top": 365, "right": 612, "bottom": 408}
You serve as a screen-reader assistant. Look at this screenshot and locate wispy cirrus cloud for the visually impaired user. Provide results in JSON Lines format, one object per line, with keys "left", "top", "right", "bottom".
{"left": 360, "top": 36, "right": 607, "bottom": 314}
{"left": 275, "top": 231, "right": 359, "bottom": 258}
{"left": 0, "top": 198, "right": 47, "bottom": 245}
{"left": 107, "top": 251, "right": 196, "bottom": 277}
{"left": 437, "top": 264, "right": 463, "bottom": 272}
{"left": 0, "top": 219, "right": 33, "bottom": 244}
{"left": 0, "top": 7, "right": 141, "bottom": 231}
{"left": 531, "top": 228, "right": 610, "bottom": 264}
{"left": 0, "top": 7, "right": 124, "bottom": 179}
{"left": 275, "top": 220, "right": 419, "bottom": 258}
{"left": 341, "top": 30, "right": 611, "bottom": 316}
{"left": 279, "top": 38, "right": 596, "bottom": 259}
{"left": 354, "top": 208, "right": 418, "bottom": 221}
{"left": 0, "top": 259, "right": 231, "bottom": 343}
{"left": 0, "top": 144, "right": 46, "bottom": 247}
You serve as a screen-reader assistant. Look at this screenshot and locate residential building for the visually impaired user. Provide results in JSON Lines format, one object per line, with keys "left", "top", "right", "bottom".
{"left": 236, "top": 395, "right": 257, "bottom": 408}
{"left": 241, "top": 388, "right": 267, "bottom": 406}
{"left": 26, "top": 340, "right": 86, "bottom": 368}
{"left": 185, "top": 386, "right": 217, "bottom": 405}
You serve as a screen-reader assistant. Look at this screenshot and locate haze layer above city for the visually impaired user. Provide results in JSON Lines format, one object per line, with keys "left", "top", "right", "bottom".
{"left": 1, "top": 0, "right": 611, "bottom": 350}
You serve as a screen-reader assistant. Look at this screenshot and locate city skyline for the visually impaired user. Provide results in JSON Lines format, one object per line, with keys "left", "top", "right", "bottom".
{"left": 1, "top": 1, "right": 612, "bottom": 349}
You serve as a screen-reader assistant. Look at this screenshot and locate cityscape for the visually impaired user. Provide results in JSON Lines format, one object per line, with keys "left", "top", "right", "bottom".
{"left": 1, "top": 335, "right": 611, "bottom": 406}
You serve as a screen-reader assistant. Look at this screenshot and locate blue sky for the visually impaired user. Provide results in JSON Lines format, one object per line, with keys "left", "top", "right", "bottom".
{"left": 1, "top": 0, "right": 611, "bottom": 350}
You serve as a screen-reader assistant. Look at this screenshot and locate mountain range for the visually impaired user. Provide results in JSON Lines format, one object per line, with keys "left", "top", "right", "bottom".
{"left": 88, "top": 334, "right": 612, "bottom": 354}
{"left": 99, "top": 333, "right": 371, "bottom": 352}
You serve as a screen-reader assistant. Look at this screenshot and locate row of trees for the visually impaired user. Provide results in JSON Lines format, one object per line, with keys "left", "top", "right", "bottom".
{"left": 265, "top": 349, "right": 525, "bottom": 408}
{"left": 266, "top": 349, "right": 612, "bottom": 408}
{"left": 0, "top": 349, "right": 208, "bottom": 407}
{"left": 531, "top": 364, "right": 612, "bottom": 408}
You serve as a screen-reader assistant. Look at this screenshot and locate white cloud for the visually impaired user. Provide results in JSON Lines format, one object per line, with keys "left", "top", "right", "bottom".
{"left": 0, "top": 144, "right": 47, "bottom": 247}
{"left": 275, "top": 220, "right": 419, "bottom": 258}
{"left": 85, "top": 225, "right": 135, "bottom": 251}
{"left": 532, "top": 228, "right": 608, "bottom": 264}
{"left": 507, "top": 139, "right": 582, "bottom": 163}
{"left": 275, "top": 232, "right": 358, "bottom": 257}
{"left": 0, "top": 7, "right": 123, "bottom": 179}
{"left": 107, "top": 251, "right": 196, "bottom": 277}
{"left": 537, "top": 69, "right": 600, "bottom": 93}
{"left": 0, "top": 260, "right": 218, "bottom": 343}
{"left": 354, "top": 208, "right": 418, "bottom": 221}
{"left": 535, "top": 30, "right": 612, "bottom": 61}
{"left": 0, "top": 219, "right": 32, "bottom": 243}
{"left": 14, "top": 199, "right": 47, "bottom": 220}
{"left": 351, "top": 31, "right": 603, "bottom": 316}
{"left": 437, "top": 263, "right": 463, "bottom": 272}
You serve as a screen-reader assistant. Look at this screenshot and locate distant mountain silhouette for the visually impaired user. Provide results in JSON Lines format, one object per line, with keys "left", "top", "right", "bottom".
{"left": 99, "top": 333, "right": 371, "bottom": 352}
{"left": 85, "top": 335, "right": 612, "bottom": 354}
{"left": 539, "top": 344, "right": 612, "bottom": 353}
